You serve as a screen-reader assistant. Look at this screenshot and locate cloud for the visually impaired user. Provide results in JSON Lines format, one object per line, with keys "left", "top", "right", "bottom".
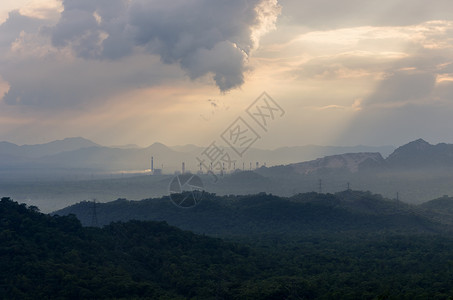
{"left": 0, "top": 10, "right": 46, "bottom": 48}
{"left": 50, "top": 0, "right": 281, "bottom": 91}
{"left": 336, "top": 50, "right": 453, "bottom": 145}
{"left": 0, "top": 0, "right": 280, "bottom": 109}
{"left": 300, "top": 18, "right": 453, "bottom": 145}
{"left": 1, "top": 52, "right": 183, "bottom": 107}
{"left": 291, "top": 52, "right": 397, "bottom": 80}
{"left": 280, "top": 0, "right": 453, "bottom": 29}
{"left": 363, "top": 70, "right": 437, "bottom": 107}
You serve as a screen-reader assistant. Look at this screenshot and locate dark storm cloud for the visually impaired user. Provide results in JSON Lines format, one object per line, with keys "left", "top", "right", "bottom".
{"left": 50, "top": 0, "right": 280, "bottom": 91}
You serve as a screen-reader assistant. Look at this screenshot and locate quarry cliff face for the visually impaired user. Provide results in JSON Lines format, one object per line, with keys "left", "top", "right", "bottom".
{"left": 289, "top": 139, "right": 453, "bottom": 175}
{"left": 291, "top": 152, "right": 385, "bottom": 174}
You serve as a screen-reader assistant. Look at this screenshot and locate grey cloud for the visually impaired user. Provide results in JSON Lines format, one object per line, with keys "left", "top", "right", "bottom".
{"left": 0, "top": 0, "right": 278, "bottom": 108}
{"left": 51, "top": 0, "right": 279, "bottom": 91}
{"left": 0, "top": 11, "right": 46, "bottom": 47}
{"left": 51, "top": 0, "right": 133, "bottom": 59}
{"left": 181, "top": 41, "right": 246, "bottom": 91}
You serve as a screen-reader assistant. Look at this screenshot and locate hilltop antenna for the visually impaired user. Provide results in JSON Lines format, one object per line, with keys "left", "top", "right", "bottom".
{"left": 318, "top": 179, "right": 322, "bottom": 194}
{"left": 91, "top": 198, "right": 99, "bottom": 227}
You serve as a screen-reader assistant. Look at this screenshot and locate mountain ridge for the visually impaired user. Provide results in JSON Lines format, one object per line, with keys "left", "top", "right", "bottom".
{"left": 0, "top": 137, "right": 99, "bottom": 159}
{"left": 0, "top": 137, "right": 396, "bottom": 174}
{"left": 53, "top": 191, "right": 450, "bottom": 235}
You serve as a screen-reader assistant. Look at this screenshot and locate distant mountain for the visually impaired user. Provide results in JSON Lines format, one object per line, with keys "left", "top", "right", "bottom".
{"left": 7, "top": 137, "right": 453, "bottom": 208}
{"left": 0, "top": 137, "right": 99, "bottom": 159}
{"left": 260, "top": 139, "right": 453, "bottom": 175}
{"left": 290, "top": 152, "right": 384, "bottom": 174}
{"left": 172, "top": 144, "right": 396, "bottom": 166}
{"left": 108, "top": 143, "right": 140, "bottom": 149}
{"left": 35, "top": 142, "right": 190, "bottom": 171}
{"left": 250, "top": 139, "right": 453, "bottom": 203}
{"left": 260, "top": 144, "right": 395, "bottom": 162}
{"left": 170, "top": 144, "right": 202, "bottom": 153}
{"left": 24, "top": 137, "right": 100, "bottom": 157}
{"left": 386, "top": 138, "right": 453, "bottom": 169}
{"left": 0, "top": 137, "right": 396, "bottom": 177}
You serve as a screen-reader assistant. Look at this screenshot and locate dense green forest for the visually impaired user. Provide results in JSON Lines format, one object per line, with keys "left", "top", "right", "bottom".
{"left": 55, "top": 191, "right": 452, "bottom": 236}
{"left": 2, "top": 196, "right": 453, "bottom": 299}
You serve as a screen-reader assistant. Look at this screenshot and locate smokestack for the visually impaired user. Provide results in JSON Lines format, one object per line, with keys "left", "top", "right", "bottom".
{"left": 182, "top": 162, "right": 185, "bottom": 174}
{"left": 151, "top": 156, "right": 154, "bottom": 172}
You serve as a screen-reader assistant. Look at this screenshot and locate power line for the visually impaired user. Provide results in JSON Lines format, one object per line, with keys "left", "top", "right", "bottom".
{"left": 91, "top": 198, "right": 99, "bottom": 227}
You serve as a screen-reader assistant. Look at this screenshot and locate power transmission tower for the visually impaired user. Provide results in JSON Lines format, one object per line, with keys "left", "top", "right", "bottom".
{"left": 91, "top": 198, "right": 99, "bottom": 227}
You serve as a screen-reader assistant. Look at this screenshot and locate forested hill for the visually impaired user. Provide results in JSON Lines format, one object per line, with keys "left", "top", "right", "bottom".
{"left": 0, "top": 197, "right": 256, "bottom": 299}
{"left": 54, "top": 191, "right": 450, "bottom": 235}
{"left": 4, "top": 197, "right": 453, "bottom": 299}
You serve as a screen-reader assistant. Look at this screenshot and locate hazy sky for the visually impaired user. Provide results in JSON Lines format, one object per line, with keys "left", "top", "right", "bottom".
{"left": 1, "top": 0, "right": 453, "bottom": 148}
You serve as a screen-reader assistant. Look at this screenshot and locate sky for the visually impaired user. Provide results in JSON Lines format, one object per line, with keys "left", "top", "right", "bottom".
{"left": 1, "top": 0, "right": 453, "bottom": 149}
